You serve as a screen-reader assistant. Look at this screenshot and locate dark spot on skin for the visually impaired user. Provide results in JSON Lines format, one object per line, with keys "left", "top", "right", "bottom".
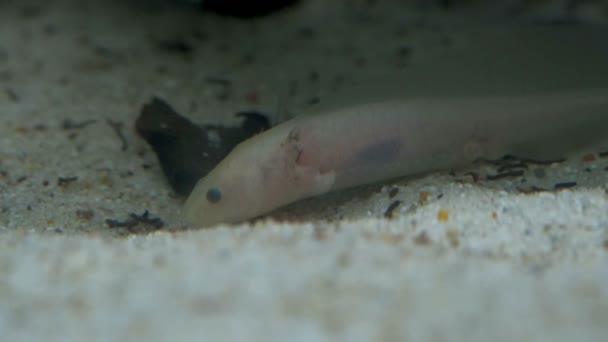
{"left": 352, "top": 139, "right": 401, "bottom": 166}
{"left": 206, "top": 187, "right": 223, "bottom": 203}
{"left": 282, "top": 127, "right": 304, "bottom": 167}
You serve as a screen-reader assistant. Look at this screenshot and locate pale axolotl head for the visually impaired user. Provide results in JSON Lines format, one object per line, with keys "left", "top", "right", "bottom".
{"left": 182, "top": 123, "right": 336, "bottom": 228}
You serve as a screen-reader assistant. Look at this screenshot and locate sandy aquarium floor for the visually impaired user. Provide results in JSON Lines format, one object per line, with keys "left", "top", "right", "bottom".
{"left": 1, "top": 0, "right": 608, "bottom": 341}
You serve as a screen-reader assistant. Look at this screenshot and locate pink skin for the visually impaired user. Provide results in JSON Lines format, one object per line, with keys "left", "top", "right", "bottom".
{"left": 184, "top": 89, "right": 608, "bottom": 227}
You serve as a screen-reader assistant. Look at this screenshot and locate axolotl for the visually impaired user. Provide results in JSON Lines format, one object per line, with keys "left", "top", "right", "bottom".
{"left": 183, "top": 89, "right": 608, "bottom": 227}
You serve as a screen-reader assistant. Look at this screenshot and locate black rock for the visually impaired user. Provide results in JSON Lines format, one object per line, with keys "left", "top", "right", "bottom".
{"left": 136, "top": 97, "right": 270, "bottom": 196}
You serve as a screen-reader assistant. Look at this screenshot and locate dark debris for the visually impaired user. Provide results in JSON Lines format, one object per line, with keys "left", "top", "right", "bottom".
{"left": 57, "top": 176, "right": 78, "bottom": 187}
{"left": 156, "top": 38, "right": 194, "bottom": 56}
{"left": 388, "top": 187, "right": 399, "bottom": 199}
{"left": 486, "top": 170, "right": 525, "bottom": 181}
{"left": 61, "top": 118, "right": 97, "bottom": 130}
{"left": 554, "top": 181, "right": 577, "bottom": 190}
{"left": 105, "top": 210, "right": 165, "bottom": 233}
{"left": 486, "top": 155, "right": 566, "bottom": 167}
{"left": 135, "top": 97, "right": 270, "bottom": 196}
{"left": 383, "top": 200, "right": 402, "bottom": 219}
{"left": 106, "top": 119, "right": 128, "bottom": 151}
{"left": 75, "top": 209, "right": 95, "bottom": 221}
{"left": 4, "top": 87, "right": 19, "bottom": 102}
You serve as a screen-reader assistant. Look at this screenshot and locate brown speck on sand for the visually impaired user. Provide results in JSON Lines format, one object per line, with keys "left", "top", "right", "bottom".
{"left": 313, "top": 227, "right": 328, "bottom": 240}
{"left": 15, "top": 125, "right": 28, "bottom": 135}
{"left": 414, "top": 231, "right": 431, "bottom": 245}
{"left": 582, "top": 153, "right": 596, "bottom": 162}
{"left": 75, "top": 209, "right": 95, "bottom": 221}
{"left": 336, "top": 252, "right": 350, "bottom": 267}
{"left": 418, "top": 191, "right": 430, "bottom": 204}
{"left": 446, "top": 229, "right": 460, "bottom": 247}
{"left": 437, "top": 209, "right": 449, "bottom": 222}
{"left": 381, "top": 233, "right": 403, "bottom": 244}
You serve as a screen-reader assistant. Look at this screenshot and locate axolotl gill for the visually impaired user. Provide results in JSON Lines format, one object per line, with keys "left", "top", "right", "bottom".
{"left": 183, "top": 89, "right": 608, "bottom": 227}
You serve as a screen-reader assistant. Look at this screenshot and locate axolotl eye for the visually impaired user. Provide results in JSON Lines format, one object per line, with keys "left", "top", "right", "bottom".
{"left": 206, "top": 187, "right": 223, "bottom": 203}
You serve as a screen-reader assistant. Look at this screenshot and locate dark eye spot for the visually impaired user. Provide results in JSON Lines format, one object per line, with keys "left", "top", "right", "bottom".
{"left": 206, "top": 187, "right": 222, "bottom": 203}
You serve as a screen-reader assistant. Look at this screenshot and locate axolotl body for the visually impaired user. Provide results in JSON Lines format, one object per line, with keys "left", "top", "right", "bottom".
{"left": 183, "top": 89, "right": 608, "bottom": 227}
